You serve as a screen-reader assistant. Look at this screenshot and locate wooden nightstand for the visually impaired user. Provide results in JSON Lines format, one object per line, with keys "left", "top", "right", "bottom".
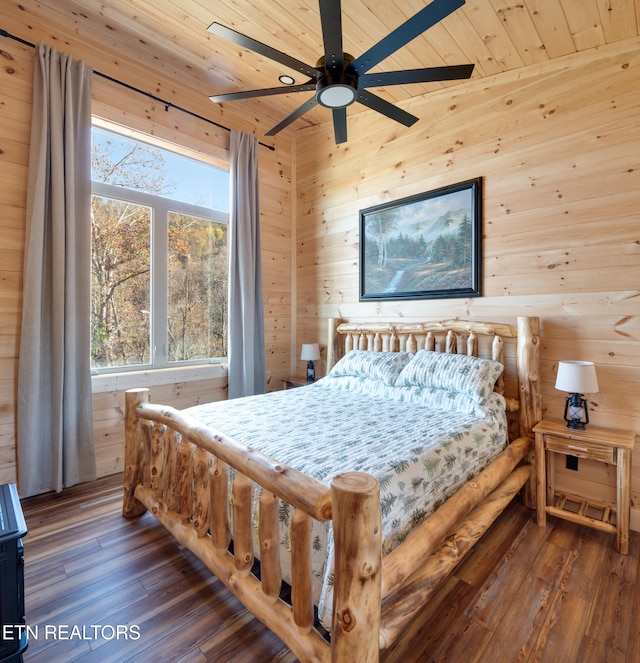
{"left": 533, "top": 419, "right": 635, "bottom": 554}
{"left": 281, "top": 376, "right": 312, "bottom": 389}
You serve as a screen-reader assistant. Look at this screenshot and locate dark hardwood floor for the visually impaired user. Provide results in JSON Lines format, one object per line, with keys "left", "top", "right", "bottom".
{"left": 17, "top": 473, "right": 640, "bottom": 663}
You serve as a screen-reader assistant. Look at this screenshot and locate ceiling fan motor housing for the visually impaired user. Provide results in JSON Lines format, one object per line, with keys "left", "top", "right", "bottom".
{"left": 315, "top": 53, "right": 357, "bottom": 108}
{"left": 316, "top": 72, "right": 357, "bottom": 108}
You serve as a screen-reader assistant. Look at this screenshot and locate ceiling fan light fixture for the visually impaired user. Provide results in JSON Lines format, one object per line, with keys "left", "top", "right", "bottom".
{"left": 316, "top": 74, "right": 357, "bottom": 108}
{"left": 278, "top": 74, "right": 295, "bottom": 85}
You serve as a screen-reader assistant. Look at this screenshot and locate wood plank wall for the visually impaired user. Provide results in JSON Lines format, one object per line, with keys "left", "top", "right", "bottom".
{"left": 0, "top": 35, "right": 294, "bottom": 486}
{"left": 295, "top": 37, "right": 640, "bottom": 528}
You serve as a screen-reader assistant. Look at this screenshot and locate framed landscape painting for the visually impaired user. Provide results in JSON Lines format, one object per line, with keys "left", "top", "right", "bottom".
{"left": 359, "top": 178, "right": 482, "bottom": 301}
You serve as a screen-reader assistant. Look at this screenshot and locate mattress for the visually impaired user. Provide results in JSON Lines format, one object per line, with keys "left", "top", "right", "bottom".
{"left": 184, "top": 349, "right": 508, "bottom": 627}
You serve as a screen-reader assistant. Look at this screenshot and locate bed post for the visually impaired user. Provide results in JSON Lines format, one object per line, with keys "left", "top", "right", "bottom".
{"left": 123, "top": 388, "right": 150, "bottom": 517}
{"left": 326, "top": 317, "right": 343, "bottom": 373}
{"left": 516, "top": 317, "right": 541, "bottom": 438}
{"left": 517, "top": 317, "right": 542, "bottom": 509}
{"left": 331, "top": 472, "right": 382, "bottom": 663}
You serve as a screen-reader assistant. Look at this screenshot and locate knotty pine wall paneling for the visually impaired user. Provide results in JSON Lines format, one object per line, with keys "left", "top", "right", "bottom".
{"left": 295, "top": 37, "right": 640, "bottom": 528}
{"left": 0, "top": 28, "right": 294, "bottom": 484}
{"left": 0, "top": 41, "right": 32, "bottom": 485}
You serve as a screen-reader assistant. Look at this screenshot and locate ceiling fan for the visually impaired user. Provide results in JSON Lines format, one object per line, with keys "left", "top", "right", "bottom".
{"left": 207, "top": 0, "right": 474, "bottom": 144}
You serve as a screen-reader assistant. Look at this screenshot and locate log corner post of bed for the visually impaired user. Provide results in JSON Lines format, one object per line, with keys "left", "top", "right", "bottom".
{"left": 123, "top": 387, "right": 151, "bottom": 518}
{"left": 326, "top": 317, "right": 345, "bottom": 373}
{"left": 331, "top": 472, "right": 382, "bottom": 663}
{"left": 516, "top": 316, "right": 542, "bottom": 510}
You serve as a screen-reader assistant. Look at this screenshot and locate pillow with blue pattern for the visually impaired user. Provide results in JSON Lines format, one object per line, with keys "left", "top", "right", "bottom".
{"left": 396, "top": 350, "right": 504, "bottom": 404}
{"left": 328, "top": 350, "right": 414, "bottom": 386}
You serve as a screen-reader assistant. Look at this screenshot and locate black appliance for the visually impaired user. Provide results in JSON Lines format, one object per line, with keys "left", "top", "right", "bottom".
{"left": 0, "top": 483, "right": 27, "bottom": 663}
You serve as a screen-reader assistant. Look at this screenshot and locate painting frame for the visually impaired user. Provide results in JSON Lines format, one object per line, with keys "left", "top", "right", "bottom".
{"left": 359, "top": 177, "right": 482, "bottom": 301}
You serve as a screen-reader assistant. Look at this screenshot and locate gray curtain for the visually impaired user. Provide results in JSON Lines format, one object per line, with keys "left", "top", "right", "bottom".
{"left": 227, "top": 130, "right": 266, "bottom": 398}
{"left": 17, "top": 43, "right": 96, "bottom": 497}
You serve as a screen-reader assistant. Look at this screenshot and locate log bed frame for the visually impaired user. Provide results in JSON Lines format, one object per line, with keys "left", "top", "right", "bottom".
{"left": 123, "top": 316, "right": 541, "bottom": 663}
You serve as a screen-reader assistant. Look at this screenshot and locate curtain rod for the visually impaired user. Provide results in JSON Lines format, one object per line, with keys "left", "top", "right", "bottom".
{"left": 0, "top": 28, "right": 276, "bottom": 152}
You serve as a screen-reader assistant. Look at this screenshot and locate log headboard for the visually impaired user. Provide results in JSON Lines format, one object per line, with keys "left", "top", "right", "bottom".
{"left": 326, "top": 316, "right": 542, "bottom": 442}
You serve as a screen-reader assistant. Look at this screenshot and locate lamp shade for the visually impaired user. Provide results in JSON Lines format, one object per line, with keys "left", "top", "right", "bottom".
{"left": 300, "top": 343, "right": 320, "bottom": 361}
{"left": 555, "top": 361, "right": 599, "bottom": 394}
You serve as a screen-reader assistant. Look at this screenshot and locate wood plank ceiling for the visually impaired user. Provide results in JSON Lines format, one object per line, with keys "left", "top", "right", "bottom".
{"left": 7, "top": 0, "right": 640, "bottom": 139}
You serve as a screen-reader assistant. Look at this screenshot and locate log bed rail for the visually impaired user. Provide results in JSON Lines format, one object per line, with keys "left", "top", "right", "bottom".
{"left": 123, "top": 316, "right": 541, "bottom": 663}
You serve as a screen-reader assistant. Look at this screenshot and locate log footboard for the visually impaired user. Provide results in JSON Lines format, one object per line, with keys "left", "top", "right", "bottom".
{"left": 124, "top": 388, "right": 382, "bottom": 663}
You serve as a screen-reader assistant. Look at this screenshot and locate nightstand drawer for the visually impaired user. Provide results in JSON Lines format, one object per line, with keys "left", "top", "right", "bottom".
{"left": 545, "top": 435, "right": 615, "bottom": 463}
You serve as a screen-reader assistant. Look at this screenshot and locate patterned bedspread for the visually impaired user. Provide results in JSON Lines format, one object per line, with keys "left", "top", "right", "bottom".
{"left": 184, "top": 350, "right": 508, "bottom": 628}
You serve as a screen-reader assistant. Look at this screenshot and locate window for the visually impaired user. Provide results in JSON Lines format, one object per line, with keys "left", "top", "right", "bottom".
{"left": 90, "top": 124, "right": 229, "bottom": 371}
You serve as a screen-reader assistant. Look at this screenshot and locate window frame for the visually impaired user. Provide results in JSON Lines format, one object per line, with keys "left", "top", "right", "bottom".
{"left": 91, "top": 150, "right": 230, "bottom": 375}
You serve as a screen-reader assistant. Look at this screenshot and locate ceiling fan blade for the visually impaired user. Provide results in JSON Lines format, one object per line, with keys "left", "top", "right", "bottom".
{"left": 319, "top": 0, "right": 344, "bottom": 71}
{"left": 264, "top": 96, "right": 319, "bottom": 136}
{"left": 351, "top": 0, "right": 465, "bottom": 75}
{"left": 207, "top": 22, "right": 318, "bottom": 79}
{"left": 210, "top": 82, "right": 316, "bottom": 103}
{"left": 359, "top": 64, "right": 474, "bottom": 88}
{"left": 332, "top": 107, "right": 348, "bottom": 143}
{"left": 356, "top": 90, "right": 419, "bottom": 128}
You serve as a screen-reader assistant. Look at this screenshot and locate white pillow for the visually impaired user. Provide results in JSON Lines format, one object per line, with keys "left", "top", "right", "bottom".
{"left": 396, "top": 350, "right": 504, "bottom": 404}
{"left": 328, "top": 350, "right": 414, "bottom": 386}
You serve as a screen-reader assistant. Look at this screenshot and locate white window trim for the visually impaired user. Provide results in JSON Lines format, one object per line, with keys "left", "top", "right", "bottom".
{"left": 91, "top": 181, "right": 229, "bottom": 374}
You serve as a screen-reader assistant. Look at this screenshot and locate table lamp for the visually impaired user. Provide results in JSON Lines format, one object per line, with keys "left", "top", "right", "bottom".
{"left": 555, "top": 360, "right": 599, "bottom": 430}
{"left": 300, "top": 343, "right": 320, "bottom": 382}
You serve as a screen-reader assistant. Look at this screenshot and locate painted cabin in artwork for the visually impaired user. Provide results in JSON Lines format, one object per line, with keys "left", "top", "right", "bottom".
{"left": 0, "top": 0, "right": 639, "bottom": 528}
